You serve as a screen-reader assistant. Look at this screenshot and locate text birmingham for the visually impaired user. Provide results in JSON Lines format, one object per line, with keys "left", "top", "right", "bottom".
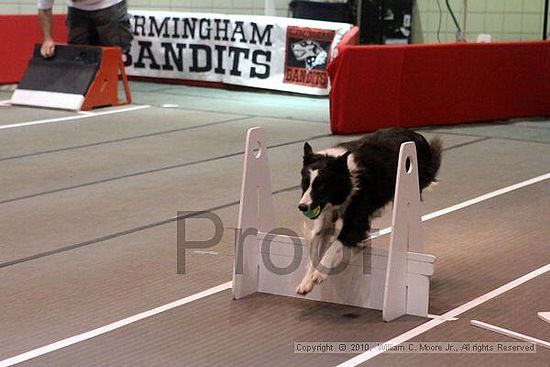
{"left": 127, "top": 15, "right": 276, "bottom": 78}
{"left": 132, "top": 15, "right": 274, "bottom": 45}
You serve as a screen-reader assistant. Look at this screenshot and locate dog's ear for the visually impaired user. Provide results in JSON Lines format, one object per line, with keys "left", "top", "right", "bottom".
{"left": 334, "top": 151, "right": 351, "bottom": 169}
{"left": 303, "top": 142, "right": 313, "bottom": 156}
{"left": 303, "top": 142, "right": 314, "bottom": 164}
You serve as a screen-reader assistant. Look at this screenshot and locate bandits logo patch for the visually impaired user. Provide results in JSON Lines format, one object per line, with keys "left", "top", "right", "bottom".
{"left": 284, "top": 26, "right": 335, "bottom": 88}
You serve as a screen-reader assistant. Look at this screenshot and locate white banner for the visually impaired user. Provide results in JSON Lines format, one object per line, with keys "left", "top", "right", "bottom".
{"left": 125, "top": 10, "right": 352, "bottom": 95}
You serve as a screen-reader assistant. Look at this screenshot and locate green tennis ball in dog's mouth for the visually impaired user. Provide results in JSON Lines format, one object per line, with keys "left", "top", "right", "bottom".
{"left": 303, "top": 206, "right": 321, "bottom": 219}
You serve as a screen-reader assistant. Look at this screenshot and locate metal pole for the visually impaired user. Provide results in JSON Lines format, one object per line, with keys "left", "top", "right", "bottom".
{"left": 379, "top": 0, "right": 385, "bottom": 44}
{"left": 461, "top": 0, "right": 468, "bottom": 42}
{"left": 356, "top": 0, "right": 363, "bottom": 29}
{"left": 264, "top": 0, "right": 275, "bottom": 16}
{"left": 544, "top": 0, "right": 549, "bottom": 40}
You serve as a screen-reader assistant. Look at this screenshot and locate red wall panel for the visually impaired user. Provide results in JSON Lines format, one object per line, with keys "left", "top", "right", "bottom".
{"left": 0, "top": 14, "right": 67, "bottom": 84}
{"left": 328, "top": 42, "right": 550, "bottom": 134}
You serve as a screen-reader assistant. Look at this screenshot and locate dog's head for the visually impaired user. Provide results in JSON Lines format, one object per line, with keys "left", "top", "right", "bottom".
{"left": 298, "top": 142, "right": 352, "bottom": 219}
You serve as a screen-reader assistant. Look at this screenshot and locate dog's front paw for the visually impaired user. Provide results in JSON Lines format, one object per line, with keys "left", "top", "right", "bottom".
{"left": 296, "top": 279, "right": 314, "bottom": 295}
{"left": 311, "top": 269, "right": 327, "bottom": 284}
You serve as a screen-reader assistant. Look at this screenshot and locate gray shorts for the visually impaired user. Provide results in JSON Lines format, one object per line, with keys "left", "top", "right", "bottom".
{"left": 66, "top": 0, "right": 133, "bottom": 52}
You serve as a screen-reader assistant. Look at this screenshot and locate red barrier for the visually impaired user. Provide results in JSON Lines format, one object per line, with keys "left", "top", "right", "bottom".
{"left": 335, "top": 26, "right": 360, "bottom": 54}
{"left": 328, "top": 41, "right": 550, "bottom": 134}
{"left": 0, "top": 15, "right": 67, "bottom": 84}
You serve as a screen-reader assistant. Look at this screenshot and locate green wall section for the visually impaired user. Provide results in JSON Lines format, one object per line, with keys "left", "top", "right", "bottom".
{"left": 414, "top": 0, "right": 547, "bottom": 42}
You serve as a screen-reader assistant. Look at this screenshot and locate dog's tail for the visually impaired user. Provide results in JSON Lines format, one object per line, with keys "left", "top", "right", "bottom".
{"left": 427, "top": 137, "right": 443, "bottom": 183}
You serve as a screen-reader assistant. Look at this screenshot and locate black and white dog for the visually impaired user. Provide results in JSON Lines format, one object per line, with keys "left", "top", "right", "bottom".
{"left": 296, "top": 128, "right": 442, "bottom": 295}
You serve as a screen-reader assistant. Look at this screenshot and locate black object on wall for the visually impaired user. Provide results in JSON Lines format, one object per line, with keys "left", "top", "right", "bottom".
{"left": 544, "top": 0, "right": 548, "bottom": 40}
{"left": 288, "top": 1, "right": 354, "bottom": 24}
{"left": 359, "top": 0, "right": 413, "bottom": 44}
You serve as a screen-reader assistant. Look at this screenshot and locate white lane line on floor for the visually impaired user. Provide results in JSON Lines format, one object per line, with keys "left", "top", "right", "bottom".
{"left": 421, "top": 172, "right": 550, "bottom": 222}
{"left": 0, "top": 99, "right": 11, "bottom": 106}
{"left": 194, "top": 250, "right": 220, "bottom": 255}
{"left": 427, "top": 314, "right": 458, "bottom": 321}
{"left": 1, "top": 172, "right": 549, "bottom": 366}
{"left": 0, "top": 105, "right": 150, "bottom": 130}
{"left": 0, "top": 282, "right": 232, "bottom": 367}
{"left": 335, "top": 264, "right": 550, "bottom": 367}
{"left": 470, "top": 320, "right": 550, "bottom": 349}
{"left": 369, "top": 172, "right": 550, "bottom": 239}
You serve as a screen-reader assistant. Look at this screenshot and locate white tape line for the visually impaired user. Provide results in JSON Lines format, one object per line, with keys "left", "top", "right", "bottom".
{"left": 1, "top": 172, "right": 549, "bottom": 366}
{"left": 421, "top": 172, "right": 550, "bottom": 222}
{"left": 0, "top": 105, "right": 150, "bottom": 130}
{"left": 427, "top": 314, "right": 458, "bottom": 321}
{"left": 471, "top": 319, "right": 550, "bottom": 349}
{"left": 335, "top": 263, "right": 550, "bottom": 366}
{"left": 194, "top": 250, "right": 220, "bottom": 255}
{"left": 0, "top": 99, "right": 11, "bottom": 106}
{"left": 538, "top": 312, "right": 550, "bottom": 324}
{"left": 0, "top": 282, "right": 232, "bottom": 367}
{"left": 368, "top": 172, "right": 550, "bottom": 240}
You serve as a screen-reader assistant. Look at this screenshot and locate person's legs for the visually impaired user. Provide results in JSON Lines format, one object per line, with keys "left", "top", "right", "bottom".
{"left": 66, "top": 6, "right": 99, "bottom": 45}
{"left": 92, "top": 0, "right": 133, "bottom": 52}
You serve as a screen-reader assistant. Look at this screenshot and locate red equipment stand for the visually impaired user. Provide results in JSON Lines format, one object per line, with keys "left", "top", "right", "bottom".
{"left": 80, "top": 46, "right": 132, "bottom": 111}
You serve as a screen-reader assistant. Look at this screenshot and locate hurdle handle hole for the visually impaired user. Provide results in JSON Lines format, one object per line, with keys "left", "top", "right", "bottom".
{"left": 405, "top": 157, "right": 413, "bottom": 174}
{"left": 252, "top": 140, "right": 262, "bottom": 159}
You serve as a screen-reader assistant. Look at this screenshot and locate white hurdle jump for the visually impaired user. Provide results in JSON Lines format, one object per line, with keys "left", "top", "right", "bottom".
{"left": 232, "top": 127, "right": 436, "bottom": 321}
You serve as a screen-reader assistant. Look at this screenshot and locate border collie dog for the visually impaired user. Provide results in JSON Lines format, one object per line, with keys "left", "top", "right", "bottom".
{"left": 297, "top": 128, "right": 442, "bottom": 295}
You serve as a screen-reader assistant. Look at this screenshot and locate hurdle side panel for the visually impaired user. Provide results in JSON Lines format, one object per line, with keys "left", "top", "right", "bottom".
{"left": 232, "top": 128, "right": 276, "bottom": 299}
{"left": 406, "top": 274, "right": 430, "bottom": 316}
{"left": 383, "top": 142, "right": 424, "bottom": 321}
